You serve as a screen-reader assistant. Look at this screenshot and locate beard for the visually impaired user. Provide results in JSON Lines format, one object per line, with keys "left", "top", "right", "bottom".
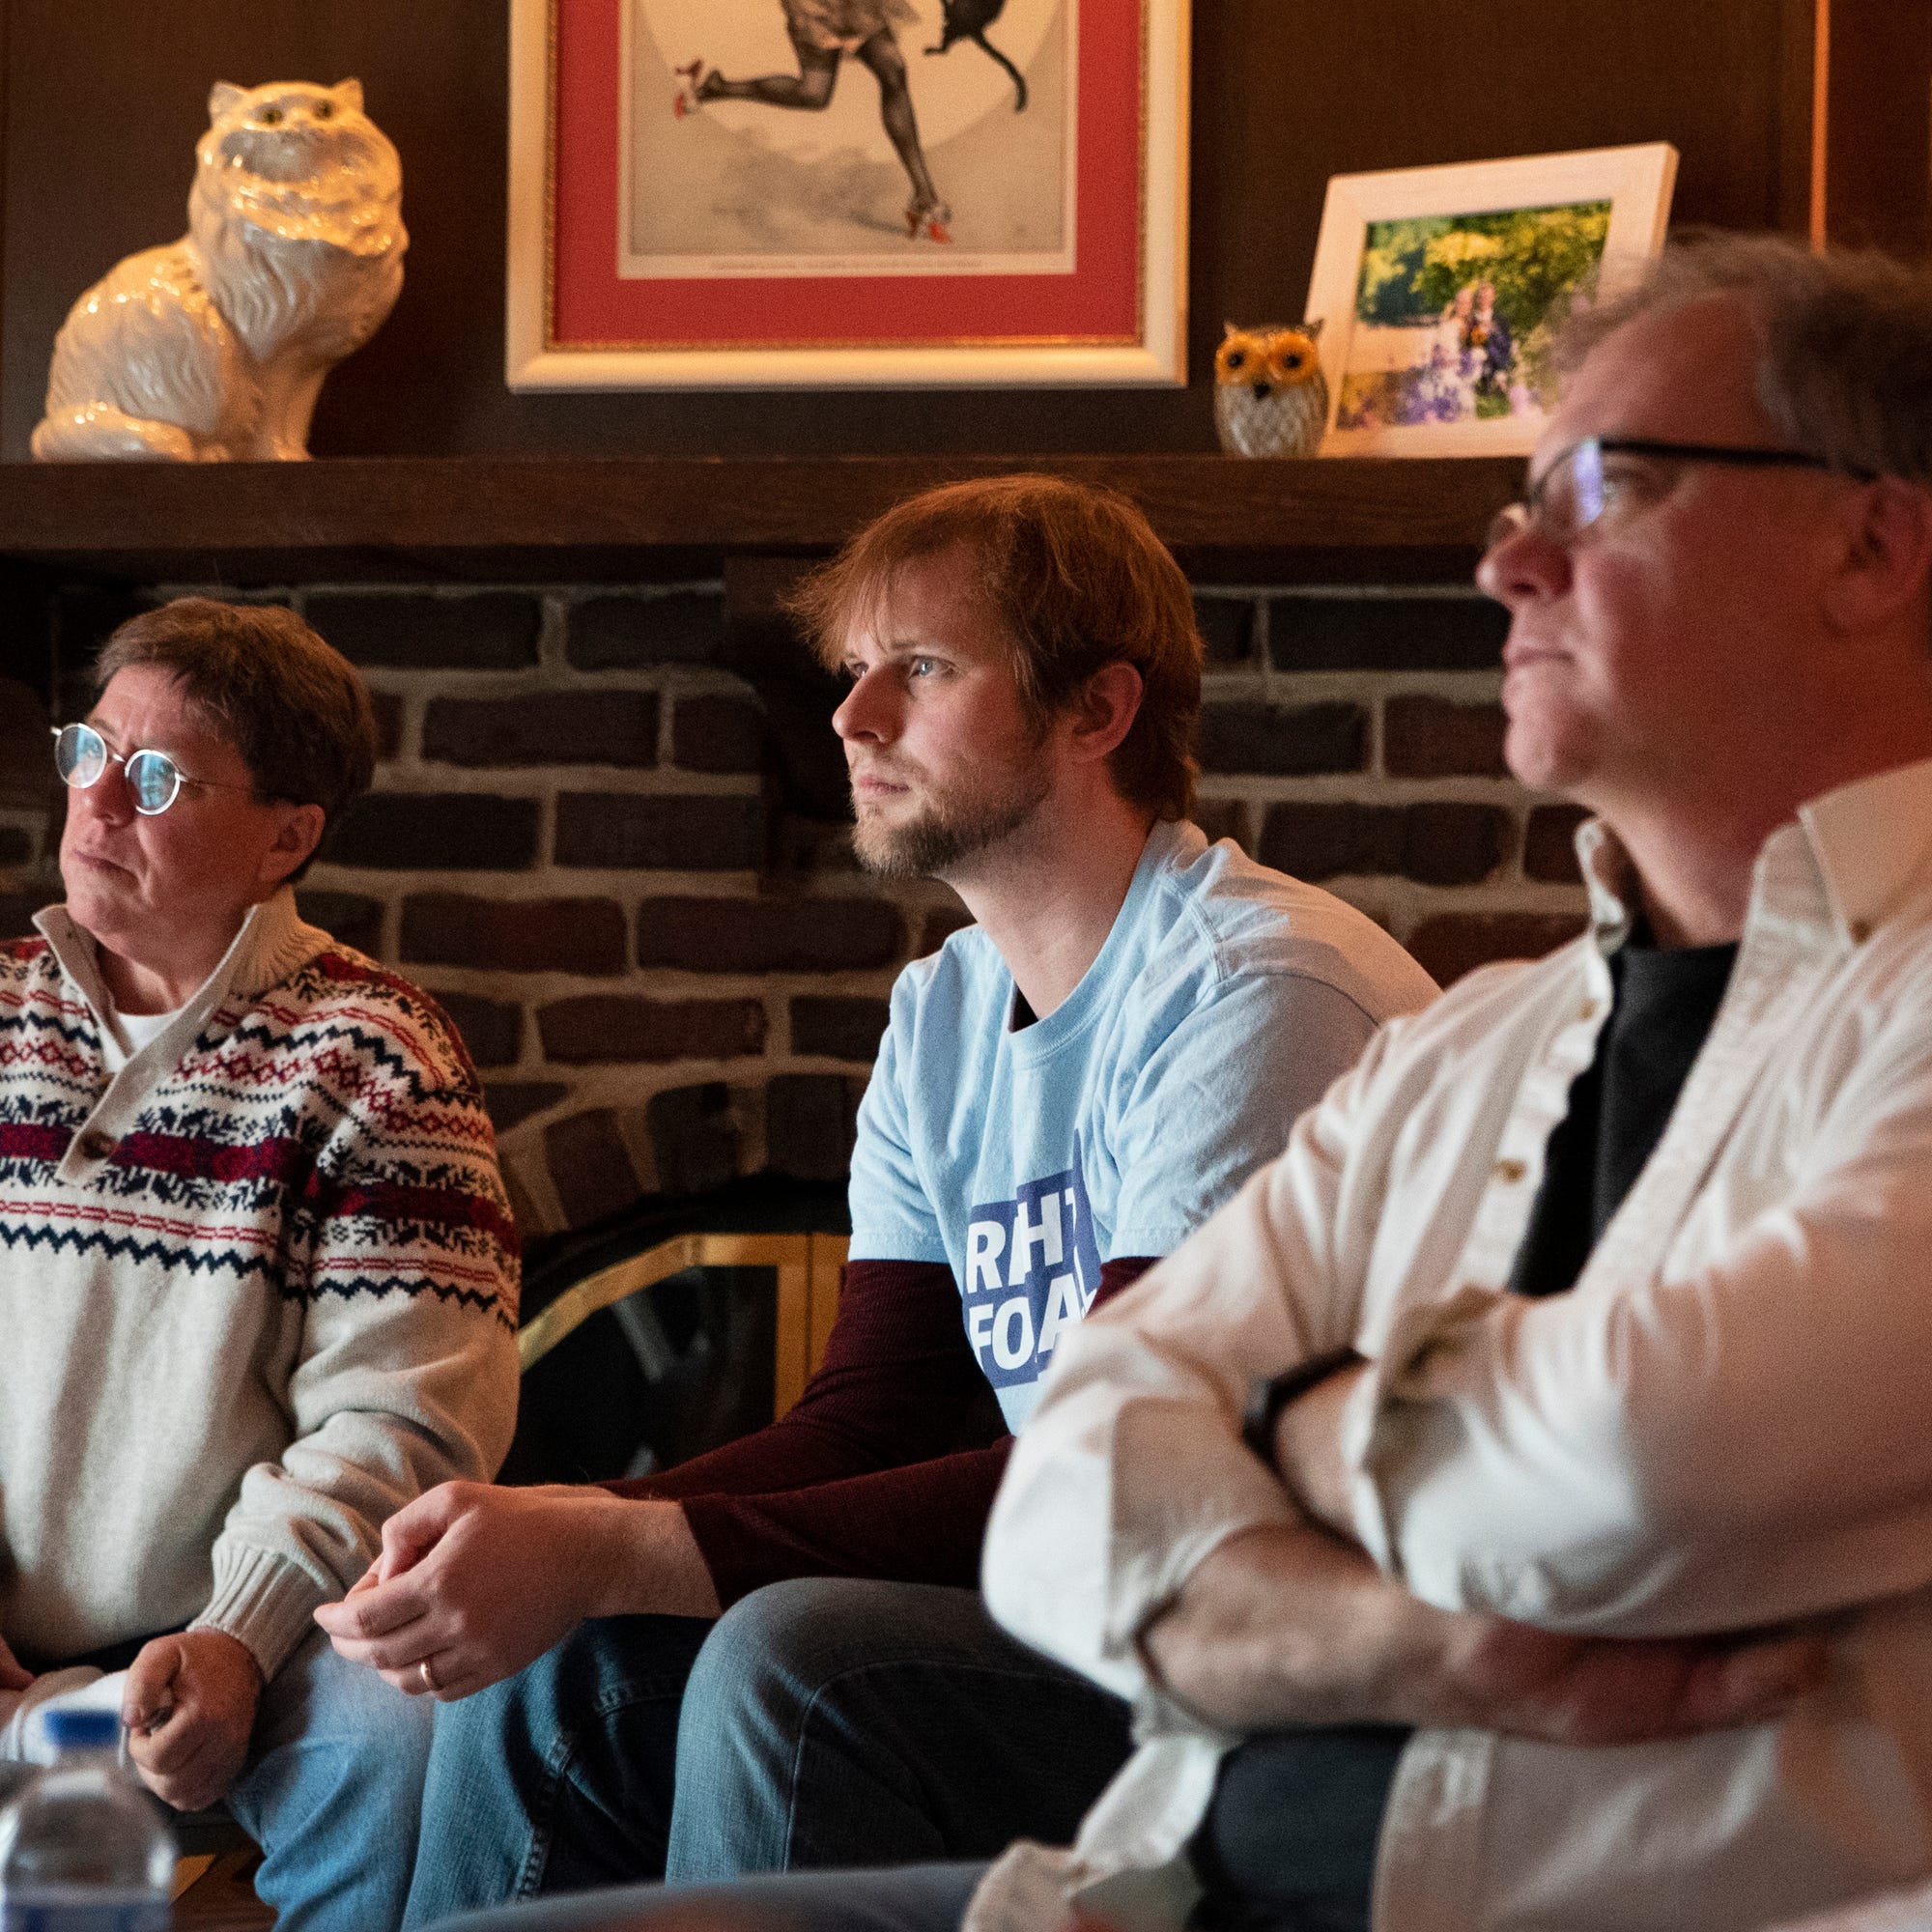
{"left": 851, "top": 757, "right": 1053, "bottom": 879}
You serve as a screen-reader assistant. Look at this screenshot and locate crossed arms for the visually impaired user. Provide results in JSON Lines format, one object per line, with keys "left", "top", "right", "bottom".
{"left": 984, "top": 996, "right": 1932, "bottom": 1749}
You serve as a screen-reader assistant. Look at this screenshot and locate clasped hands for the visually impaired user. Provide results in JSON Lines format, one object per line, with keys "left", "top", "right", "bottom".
{"left": 0, "top": 1626, "right": 263, "bottom": 1813}
{"left": 1139, "top": 1360, "right": 1829, "bottom": 1748}
{"left": 314, "top": 1482, "right": 719, "bottom": 1702}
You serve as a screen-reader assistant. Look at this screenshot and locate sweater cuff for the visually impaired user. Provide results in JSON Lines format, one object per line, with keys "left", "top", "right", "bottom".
{"left": 191, "top": 1546, "right": 330, "bottom": 1681}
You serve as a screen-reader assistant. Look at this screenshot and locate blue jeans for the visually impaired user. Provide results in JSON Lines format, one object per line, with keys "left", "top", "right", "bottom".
{"left": 667, "top": 1579, "right": 1133, "bottom": 1880}
{"left": 404, "top": 1614, "right": 716, "bottom": 1925}
{"left": 438, "top": 1862, "right": 984, "bottom": 1932}
{"left": 225, "top": 1629, "right": 435, "bottom": 1932}
{"left": 405, "top": 1581, "right": 1133, "bottom": 1922}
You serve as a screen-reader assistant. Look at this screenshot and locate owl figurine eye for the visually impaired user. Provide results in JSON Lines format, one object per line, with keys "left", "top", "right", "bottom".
{"left": 259, "top": 106, "right": 284, "bottom": 126}
{"left": 1214, "top": 325, "right": 1272, "bottom": 388}
{"left": 315, "top": 99, "right": 334, "bottom": 119}
{"left": 1263, "top": 327, "right": 1322, "bottom": 389}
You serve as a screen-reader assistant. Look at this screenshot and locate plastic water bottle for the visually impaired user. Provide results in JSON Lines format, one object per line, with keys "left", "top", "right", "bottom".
{"left": 0, "top": 1709, "right": 174, "bottom": 1930}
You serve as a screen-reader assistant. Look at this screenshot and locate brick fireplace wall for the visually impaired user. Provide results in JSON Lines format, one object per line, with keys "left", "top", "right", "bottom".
{"left": 0, "top": 578, "right": 1588, "bottom": 1241}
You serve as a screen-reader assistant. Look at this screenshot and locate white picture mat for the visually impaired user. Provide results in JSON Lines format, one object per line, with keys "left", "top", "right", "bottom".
{"left": 1304, "top": 142, "right": 1678, "bottom": 456}
{"left": 506, "top": 0, "right": 1190, "bottom": 390}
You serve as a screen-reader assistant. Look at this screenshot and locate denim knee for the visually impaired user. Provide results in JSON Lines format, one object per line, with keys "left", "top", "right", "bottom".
{"left": 686, "top": 1581, "right": 843, "bottom": 1709}
{"left": 686, "top": 1577, "right": 946, "bottom": 1716}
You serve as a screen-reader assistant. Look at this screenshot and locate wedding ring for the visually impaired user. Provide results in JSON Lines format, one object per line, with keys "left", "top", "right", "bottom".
{"left": 418, "top": 1657, "right": 439, "bottom": 1693}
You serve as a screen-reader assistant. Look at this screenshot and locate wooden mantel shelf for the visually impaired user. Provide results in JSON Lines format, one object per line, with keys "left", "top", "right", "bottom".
{"left": 0, "top": 454, "right": 1522, "bottom": 586}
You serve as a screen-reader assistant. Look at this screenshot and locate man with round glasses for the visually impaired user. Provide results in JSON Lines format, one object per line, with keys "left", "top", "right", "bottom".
{"left": 434, "top": 238, "right": 1932, "bottom": 1932}
{"left": 2, "top": 598, "right": 520, "bottom": 1932}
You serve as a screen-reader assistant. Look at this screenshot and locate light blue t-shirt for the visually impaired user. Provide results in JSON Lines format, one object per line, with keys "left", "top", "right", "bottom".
{"left": 847, "top": 819, "right": 1438, "bottom": 1428}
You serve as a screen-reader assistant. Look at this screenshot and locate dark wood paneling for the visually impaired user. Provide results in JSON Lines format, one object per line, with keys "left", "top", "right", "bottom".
{"left": 1776, "top": 0, "right": 1820, "bottom": 238}
{"left": 0, "top": 453, "right": 1523, "bottom": 585}
{"left": 1824, "top": 0, "right": 1932, "bottom": 255}
{"left": 0, "top": 0, "right": 1792, "bottom": 461}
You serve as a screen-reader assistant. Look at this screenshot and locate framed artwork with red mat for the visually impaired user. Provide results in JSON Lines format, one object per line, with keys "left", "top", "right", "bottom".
{"left": 506, "top": 0, "right": 1189, "bottom": 388}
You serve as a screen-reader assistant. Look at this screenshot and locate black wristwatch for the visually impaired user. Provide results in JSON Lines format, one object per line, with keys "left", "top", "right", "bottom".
{"left": 1240, "top": 1347, "right": 1364, "bottom": 1468}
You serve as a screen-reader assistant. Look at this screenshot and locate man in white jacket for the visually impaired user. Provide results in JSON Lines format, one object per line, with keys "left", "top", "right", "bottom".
{"left": 429, "top": 236, "right": 1932, "bottom": 1932}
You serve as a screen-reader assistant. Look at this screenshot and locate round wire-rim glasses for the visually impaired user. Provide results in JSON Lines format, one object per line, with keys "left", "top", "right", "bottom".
{"left": 50, "top": 722, "right": 254, "bottom": 816}
{"left": 1486, "top": 436, "right": 1864, "bottom": 554}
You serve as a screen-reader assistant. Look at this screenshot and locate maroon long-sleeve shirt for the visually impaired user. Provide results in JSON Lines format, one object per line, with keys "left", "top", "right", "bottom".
{"left": 605, "top": 1254, "right": 1154, "bottom": 1606}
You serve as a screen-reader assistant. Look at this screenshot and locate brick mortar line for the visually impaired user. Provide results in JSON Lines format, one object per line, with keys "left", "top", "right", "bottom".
{"left": 495, "top": 1054, "right": 869, "bottom": 1110}
{"left": 359, "top": 769, "right": 765, "bottom": 794}
{"left": 385, "top": 970, "right": 910, "bottom": 1005}
{"left": 1202, "top": 668, "right": 1507, "bottom": 701}
{"left": 304, "top": 866, "right": 951, "bottom": 904}
{"left": 488, "top": 968, "right": 903, "bottom": 1003}
{"left": 536, "top": 594, "right": 570, "bottom": 669}
{"left": 312, "top": 962, "right": 912, "bottom": 1003}
{"left": 1193, "top": 582, "right": 1489, "bottom": 603}
{"left": 1197, "top": 775, "right": 1547, "bottom": 803}
{"left": 156, "top": 579, "right": 730, "bottom": 604}
{"left": 362, "top": 664, "right": 764, "bottom": 700}
{"left": 1331, "top": 880, "right": 1589, "bottom": 923}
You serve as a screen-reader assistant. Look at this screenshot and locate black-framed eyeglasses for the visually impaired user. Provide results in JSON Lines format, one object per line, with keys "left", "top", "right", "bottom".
{"left": 1486, "top": 436, "right": 1867, "bottom": 553}
{"left": 50, "top": 722, "right": 254, "bottom": 816}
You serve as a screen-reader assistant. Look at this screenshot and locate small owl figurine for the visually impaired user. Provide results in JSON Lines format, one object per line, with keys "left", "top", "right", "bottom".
{"left": 1213, "top": 320, "right": 1328, "bottom": 458}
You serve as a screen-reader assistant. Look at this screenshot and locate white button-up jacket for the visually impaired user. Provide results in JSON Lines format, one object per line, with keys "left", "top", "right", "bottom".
{"left": 979, "top": 758, "right": 1932, "bottom": 1932}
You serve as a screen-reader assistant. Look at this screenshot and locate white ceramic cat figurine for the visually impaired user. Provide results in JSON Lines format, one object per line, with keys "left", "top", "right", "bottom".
{"left": 33, "top": 79, "right": 406, "bottom": 462}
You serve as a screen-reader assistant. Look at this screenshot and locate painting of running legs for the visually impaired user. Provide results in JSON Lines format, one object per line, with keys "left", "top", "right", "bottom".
{"left": 625, "top": 0, "right": 1071, "bottom": 274}
{"left": 676, "top": 2, "right": 952, "bottom": 242}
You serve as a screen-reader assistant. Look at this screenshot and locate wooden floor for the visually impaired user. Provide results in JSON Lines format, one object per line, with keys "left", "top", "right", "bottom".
{"left": 173, "top": 1849, "right": 275, "bottom": 1930}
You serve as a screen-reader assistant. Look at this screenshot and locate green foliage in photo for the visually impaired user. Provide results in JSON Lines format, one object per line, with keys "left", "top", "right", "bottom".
{"left": 1354, "top": 201, "right": 1612, "bottom": 336}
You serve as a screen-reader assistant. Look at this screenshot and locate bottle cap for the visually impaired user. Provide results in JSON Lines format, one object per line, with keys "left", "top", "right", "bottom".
{"left": 41, "top": 1709, "right": 121, "bottom": 1750}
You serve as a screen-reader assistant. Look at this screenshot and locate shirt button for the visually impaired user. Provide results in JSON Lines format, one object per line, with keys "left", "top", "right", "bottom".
{"left": 1493, "top": 1158, "right": 1526, "bottom": 1183}
{"left": 1849, "top": 919, "right": 1872, "bottom": 944}
{"left": 1579, "top": 1000, "right": 1601, "bottom": 1021}
{"left": 76, "top": 1129, "right": 117, "bottom": 1162}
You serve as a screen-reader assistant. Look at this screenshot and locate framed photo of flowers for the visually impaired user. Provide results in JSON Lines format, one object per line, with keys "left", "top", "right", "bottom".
{"left": 506, "top": 0, "right": 1190, "bottom": 389}
{"left": 1305, "top": 143, "right": 1678, "bottom": 456}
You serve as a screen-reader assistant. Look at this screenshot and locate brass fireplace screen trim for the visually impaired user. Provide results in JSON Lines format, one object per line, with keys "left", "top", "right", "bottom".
{"left": 518, "top": 1232, "right": 851, "bottom": 1419}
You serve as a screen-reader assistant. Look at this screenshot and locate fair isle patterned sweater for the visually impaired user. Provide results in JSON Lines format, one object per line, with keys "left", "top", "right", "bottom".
{"left": 0, "top": 888, "right": 520, "bottom": 1679}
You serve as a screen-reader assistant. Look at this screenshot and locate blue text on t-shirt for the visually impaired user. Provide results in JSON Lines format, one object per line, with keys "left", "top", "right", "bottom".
{"left": 963, "top": 1163, "right": 1102, "bottom": 1389}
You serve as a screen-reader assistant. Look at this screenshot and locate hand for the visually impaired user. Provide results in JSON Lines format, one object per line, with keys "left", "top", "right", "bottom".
{"left": 313, "top": 1481, "right": 720, "bottom": 1701}
{"left": 1431, "top": 1610, "right": 1830, "bottom": 1747}
{"left": 1269, "top": 1359, "right": 1366, "bottom": 1538}
{"left": 122, "top": 1630, "right": 263, "bottom": 1811}
{"left": 0, "top": 1634, "right": 32, "bottom": 1693}
{"left": 1142, "top": 1521, "right": 1826, "bottom": 1747}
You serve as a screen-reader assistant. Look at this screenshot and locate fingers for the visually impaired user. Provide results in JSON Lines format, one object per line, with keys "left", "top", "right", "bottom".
{"left": 314, "top": 1570, "right": 431, "bottom": 1643}
{"left": 0, "top": 1639, "right": 31, "bottom": 1694}
{"left": 314, "top": 1604, "right": 439, "bottom": 1672}
{"left": 377, "top": 1484, "right": 469, "bottom": 1583}
{"left": 129, "top": 1724, "right": 242, "bottom": 1813}
{"left": 123, "top": 1646, "right": 254, "bottom": 1811}
{"left": 375, "top": 1656, "right": 463, "bottom": 1701}
{"left": 122, "top": 1636, "right": 184, "bottom": 1734}
{"left": 377, "top": 1651, "right": 492, "bottom": 1704}
{"left": 128, "top": 1705, "right": 204, "bottom": 1777}
{"left": 1688, "top": 1632, "right": 1830, "bottom": 1730}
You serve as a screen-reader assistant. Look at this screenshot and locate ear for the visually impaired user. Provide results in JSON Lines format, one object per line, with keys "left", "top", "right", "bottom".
{"left": 1821, "top": 476, "right": 1932, "bottom": 639}
{"left": 259, "top": 803, "right": 327, "bottom": 894}
{"left": 1303, "top": 316, "right": 1325, "bottom": 340}
{"left": 1065, "top": 661, "right": 1146, "bottom": 766}
{"left": 1223, "top": 321, "right": 1238, "bottom": 339}
{"left": 333, "top": 78, "right": 365, "bottom": 112}
{"left": 209, "top": 82, "right": 248, "bottom": 123}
